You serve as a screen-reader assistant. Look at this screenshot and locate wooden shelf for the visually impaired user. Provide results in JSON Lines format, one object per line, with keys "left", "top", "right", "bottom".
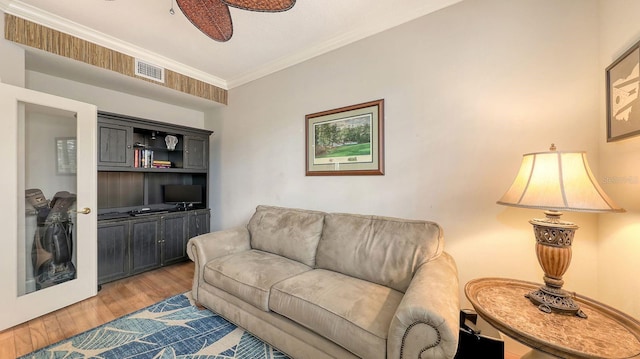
{"left": 98, "top": 166, "right": 207, "bottom": 173}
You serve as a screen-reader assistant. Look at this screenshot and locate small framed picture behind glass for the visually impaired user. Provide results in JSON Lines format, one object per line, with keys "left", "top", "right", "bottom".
{"left": 56, "top": 137, "right": 76, "bottom": 175}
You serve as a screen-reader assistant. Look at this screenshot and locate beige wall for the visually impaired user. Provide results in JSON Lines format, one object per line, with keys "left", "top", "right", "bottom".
{"left": 597, "top": 0, "right": 640, "bottom": 319}
{"left": 209, "top": 0, "right": 604, "bottom": 324}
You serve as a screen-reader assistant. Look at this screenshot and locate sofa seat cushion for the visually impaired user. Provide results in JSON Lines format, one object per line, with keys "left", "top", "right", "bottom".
{"left": 203, "top": 249, "right": 311, "bottom": 311}
{"left": 269, "top": 269, "right": 403, "bottom": 359}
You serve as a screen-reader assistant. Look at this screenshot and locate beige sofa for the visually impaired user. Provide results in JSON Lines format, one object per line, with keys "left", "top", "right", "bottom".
{"left": 187, "top": 205, "right": 459, "bottom": 359}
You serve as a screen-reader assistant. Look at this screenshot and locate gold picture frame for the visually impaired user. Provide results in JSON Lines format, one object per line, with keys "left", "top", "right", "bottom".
{"left": 305, "top": 99, "right": 384, "bottom": 176}
{"left": 607, "top": 40, "right": 640, "bottom": 142}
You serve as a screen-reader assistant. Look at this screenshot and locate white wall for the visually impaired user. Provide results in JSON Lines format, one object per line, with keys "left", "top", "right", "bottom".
{"left": 0, "top": 11, "right": 25, "bottom": 87}
{"left": 26, "top": 71, "right": 205, "bottom": 129}
{"left": 25, "top": 112, "right": 76, "bottom": 197}
{"left": 597, "top": 0, "right": 640, "bottom": 319}
{"left": 209, "top": 0, "right": 603, "bottom": 326}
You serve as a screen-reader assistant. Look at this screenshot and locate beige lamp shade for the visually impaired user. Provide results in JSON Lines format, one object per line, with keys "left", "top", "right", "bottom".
{"left": 497, "top": 146, "right": 624, "bottom": 213}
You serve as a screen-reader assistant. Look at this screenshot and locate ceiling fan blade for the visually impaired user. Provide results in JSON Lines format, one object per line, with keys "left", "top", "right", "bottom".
{"left": 176, "top": 0, "right": 233, "bottom": 42}
{"left": 221, "top": 0, "right": 295, "bottom": 12}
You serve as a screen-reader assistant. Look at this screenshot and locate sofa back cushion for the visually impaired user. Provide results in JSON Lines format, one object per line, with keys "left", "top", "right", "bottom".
{"left": 315, "top": 213, "right": 443, "bottom": 292}
{"left": 247, "top": 205, "right": 325, "bottom": 267}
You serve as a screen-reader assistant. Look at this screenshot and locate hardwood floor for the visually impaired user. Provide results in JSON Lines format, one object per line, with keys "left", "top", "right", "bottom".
{"left": 0, "top": 261, "right": 522, "bottom": 359}
{"left": 0, "top": 261, "right": 194, "bottom": 358}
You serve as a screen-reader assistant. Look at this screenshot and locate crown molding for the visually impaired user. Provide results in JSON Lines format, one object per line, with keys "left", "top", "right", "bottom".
{"left": 2, "top": 0, "right": 461, "bottom": 90}
{"left": 226, "top": 0, "right": 462, "bottom": 88}
{"left": 2, "top": 0, "right": 228, "bottom": 89}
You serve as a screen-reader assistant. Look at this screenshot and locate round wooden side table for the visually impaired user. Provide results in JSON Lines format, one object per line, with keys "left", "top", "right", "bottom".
{"left": 465, "top": 278, "right": 640, "bottom": 359}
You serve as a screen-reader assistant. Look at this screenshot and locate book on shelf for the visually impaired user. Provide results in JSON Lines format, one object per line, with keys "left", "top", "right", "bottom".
{"left": 152, "top": 160, "right": 172, "bottom": 168}
{"left": 133, "top": 147, "right": 175, "bottom": 169}
{"left": 133, "top": 148, "right": 156, "bottom": 168}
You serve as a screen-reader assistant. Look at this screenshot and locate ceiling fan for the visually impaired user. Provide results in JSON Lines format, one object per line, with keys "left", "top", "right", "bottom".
{"left": 175, "top": 0, "right": 296, "bottom": 42}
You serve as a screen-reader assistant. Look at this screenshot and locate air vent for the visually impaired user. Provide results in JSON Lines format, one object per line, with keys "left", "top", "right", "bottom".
{"left": 135, "top": 59, "right": 165, "bottom": 83}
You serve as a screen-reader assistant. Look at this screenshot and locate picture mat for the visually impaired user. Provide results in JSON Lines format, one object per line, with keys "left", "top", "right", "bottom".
{"left": 608, "top": 47, "right": 640, "bottom": 140}
{"left": 306, "top": 104, "right": 380, "bottom": 173}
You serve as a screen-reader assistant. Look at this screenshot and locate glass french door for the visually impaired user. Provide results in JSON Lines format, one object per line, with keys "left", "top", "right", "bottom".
{"left": 0, "top": 81, "right": 97, "bottom": 331}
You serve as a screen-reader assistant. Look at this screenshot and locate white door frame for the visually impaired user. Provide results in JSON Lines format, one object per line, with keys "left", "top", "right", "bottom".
{"left": 0, "top": 81, "right": 97, "bottom": 331}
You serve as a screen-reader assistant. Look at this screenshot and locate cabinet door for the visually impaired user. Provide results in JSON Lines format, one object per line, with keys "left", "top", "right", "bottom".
{"left": 98, "top": 122, "right": 132, "bottom": 167}
{"left": 130, "top": 218, "right": 160, "bottom": 274}
{"left": 97, "top": 221, "right": 129, "bottom": 284}
{"left": 188, "top": 210, "right": 210, "bottom": 239}
{"left": 183, "top": 135, "right": 208, "bottom": 170}
{"left": 161, "top": 214, "right": 187, "bottom": 265}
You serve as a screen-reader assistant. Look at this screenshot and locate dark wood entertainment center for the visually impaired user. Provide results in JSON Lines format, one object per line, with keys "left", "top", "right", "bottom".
{"left": 96, "top": 111, "right": 213, "bottom": 285}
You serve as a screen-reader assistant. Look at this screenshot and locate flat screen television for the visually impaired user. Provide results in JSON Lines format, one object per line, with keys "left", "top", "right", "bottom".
{"left": 163, "top": 184, "right": 203, "bottom": 205}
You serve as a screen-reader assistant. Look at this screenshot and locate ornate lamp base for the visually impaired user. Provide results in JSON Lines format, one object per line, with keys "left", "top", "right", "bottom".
{"left": 528, "top": 211, "right": 587, "bottom": 319}
{"left": 525, "top": 286, "right": 587, "bottom": 318}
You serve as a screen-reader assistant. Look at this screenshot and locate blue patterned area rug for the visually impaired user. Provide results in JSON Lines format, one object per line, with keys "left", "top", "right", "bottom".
{"left": 20, "top": 292, "right": 290, "bottom": 359}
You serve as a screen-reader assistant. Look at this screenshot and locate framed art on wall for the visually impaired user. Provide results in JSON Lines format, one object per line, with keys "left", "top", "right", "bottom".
{"left": 56, "top": 137, "right": 77, "bottom": 174}
{"left": 607, "top": 40, "right": 640, "bottom": 142}
{"left": 305, "top": 99, "right": 384, "bottom": 176}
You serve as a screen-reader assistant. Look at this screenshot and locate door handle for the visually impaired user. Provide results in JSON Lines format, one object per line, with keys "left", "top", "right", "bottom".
{"left": 77, "top": 207, "right": 91, "bottom": 215}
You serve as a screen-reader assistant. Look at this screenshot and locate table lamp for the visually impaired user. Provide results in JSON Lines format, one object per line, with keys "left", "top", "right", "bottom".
{"left": 497, "top": 144, "right": 624, "bottom": 318}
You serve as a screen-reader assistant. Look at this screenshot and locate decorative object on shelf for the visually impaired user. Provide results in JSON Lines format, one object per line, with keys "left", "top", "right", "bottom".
{"left": 497, "top": 144, "right": 624, "bottom": 318}
{"left": 305, "top": 99, "right": 385, "bottom": 176}
{"left": 607, "top": 38, "right": 640, "bottom": 142}
{"left": 165, "top": 135, "right": 178, "bottom": 151}
{"left": 175, "top": 0, "right": 296, "bottom": 42}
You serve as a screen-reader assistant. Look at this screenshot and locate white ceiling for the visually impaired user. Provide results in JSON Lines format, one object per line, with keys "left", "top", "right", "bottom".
{"left": 2, "top": 0, "right": 461, "bottom": 108}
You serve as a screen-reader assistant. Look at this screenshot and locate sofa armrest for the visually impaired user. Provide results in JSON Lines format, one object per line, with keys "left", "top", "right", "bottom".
{"left": 387, "top": 252, "right": 460, "bottom": 359}
{"left": 187, "top": 226, "right": 251, "bottom": 301}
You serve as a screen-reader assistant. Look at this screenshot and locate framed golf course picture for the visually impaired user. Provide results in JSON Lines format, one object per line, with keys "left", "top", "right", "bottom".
{"left": 305, "top": 99, "right": 384, "bottom": 176}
